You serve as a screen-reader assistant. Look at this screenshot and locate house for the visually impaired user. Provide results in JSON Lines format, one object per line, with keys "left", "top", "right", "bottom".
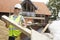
{"left": 0, "top": 0, "right": 51, "bottom": 28}
{"left": 21, "top": 0, "right": 51, "bottom": 28}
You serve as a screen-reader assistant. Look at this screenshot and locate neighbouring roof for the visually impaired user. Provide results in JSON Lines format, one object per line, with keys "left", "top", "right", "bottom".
{"left": 0, "top": 0, "right": 21, "bottom": 12}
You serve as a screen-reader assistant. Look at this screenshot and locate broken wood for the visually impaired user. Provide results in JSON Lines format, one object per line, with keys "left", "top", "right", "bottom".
{"left": 2, "top": 15, "right": 52, "bottom": 40}
{"left": 2, "top": 15, "right": 31, "bottom": 37}
{"left": 0, "top": 20, "right": 8, "bottom": 40}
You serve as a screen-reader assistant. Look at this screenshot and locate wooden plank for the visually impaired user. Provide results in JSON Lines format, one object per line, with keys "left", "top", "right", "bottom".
{"left": 31, "top": 29, "right": 50, "bottom": 40}
{"left": 41, "top": 23, "right": 50, "bottom": 33}
{"left": 24, "top": 17, "right": 45, "bottom": 20}
{"left": 2, "top": 15, "right": 31, "bottom": 37}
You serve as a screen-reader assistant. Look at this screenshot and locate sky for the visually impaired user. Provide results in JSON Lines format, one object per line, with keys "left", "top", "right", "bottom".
{"left": 21, "top": 0, "right": 49, "bottom": 4}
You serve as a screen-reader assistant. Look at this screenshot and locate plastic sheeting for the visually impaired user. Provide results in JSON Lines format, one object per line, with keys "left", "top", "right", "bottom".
{"left": 31, "top": 29, "right": 51, "bottom": 40}
{"left": 48, "top": 20, "right": 60, "bottom": 40}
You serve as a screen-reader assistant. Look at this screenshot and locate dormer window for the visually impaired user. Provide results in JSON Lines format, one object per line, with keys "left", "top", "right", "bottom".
{"left": 21, "top": 0, "right": 37, "bottom": 12}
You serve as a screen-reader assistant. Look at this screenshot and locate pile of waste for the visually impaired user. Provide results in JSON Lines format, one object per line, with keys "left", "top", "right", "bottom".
{"left": 0, "top": 20, "right": 8, "bottom": 40}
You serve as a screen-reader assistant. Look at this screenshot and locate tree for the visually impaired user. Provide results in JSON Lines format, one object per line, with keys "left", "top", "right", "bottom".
{"left": 47, "top": 0, "right": 60, "bottom": 20}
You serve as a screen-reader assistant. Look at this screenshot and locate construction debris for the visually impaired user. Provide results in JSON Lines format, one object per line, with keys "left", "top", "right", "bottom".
{"left": 0, "top": 20, "right": 8, "bottom": 40}
{"left": 2, "top": 15, "right": 31, "bottom": 37}
{"left": 2, "top": 15, "right": 53, "bottom": 40}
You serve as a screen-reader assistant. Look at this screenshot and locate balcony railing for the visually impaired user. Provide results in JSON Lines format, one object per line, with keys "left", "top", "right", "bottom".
{"left": 20, "top": 12, "right": 36, "bottom": 17}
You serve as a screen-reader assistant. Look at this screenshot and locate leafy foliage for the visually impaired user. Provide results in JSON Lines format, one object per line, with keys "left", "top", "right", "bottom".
{"left": 47, "top": 0, "right": 60, "bottom": 19}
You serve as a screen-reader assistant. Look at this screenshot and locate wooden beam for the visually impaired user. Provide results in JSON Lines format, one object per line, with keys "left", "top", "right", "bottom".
{"left": 2, "top": 15, "right": 31, "bottom": 37}
{"left": 24, "top": 17, "right": 45, "bottom": 20}
{"left": 41, "top": 23, "right": 50, "bottom": 33}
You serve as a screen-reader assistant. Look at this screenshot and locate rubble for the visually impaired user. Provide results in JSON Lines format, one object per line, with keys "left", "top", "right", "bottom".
{"left": 0, "top": 20, "right": 8, "bottom": 40}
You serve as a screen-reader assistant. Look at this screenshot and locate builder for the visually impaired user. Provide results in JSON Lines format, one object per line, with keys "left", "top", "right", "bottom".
{"left": 7, "top": 3, "right": 26, "bottom": 40}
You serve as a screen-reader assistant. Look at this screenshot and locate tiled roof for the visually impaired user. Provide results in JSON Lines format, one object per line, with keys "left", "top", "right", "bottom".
{"left": 33, "top": 2, "right": 51, "bottom": 15}
{"left": 0, "top": 0, "right": 21, "bottom": 12}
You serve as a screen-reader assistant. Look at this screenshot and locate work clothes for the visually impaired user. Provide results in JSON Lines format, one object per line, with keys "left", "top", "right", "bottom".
{"left": 9, "top": 15, "right": 23, "bottom": 36}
